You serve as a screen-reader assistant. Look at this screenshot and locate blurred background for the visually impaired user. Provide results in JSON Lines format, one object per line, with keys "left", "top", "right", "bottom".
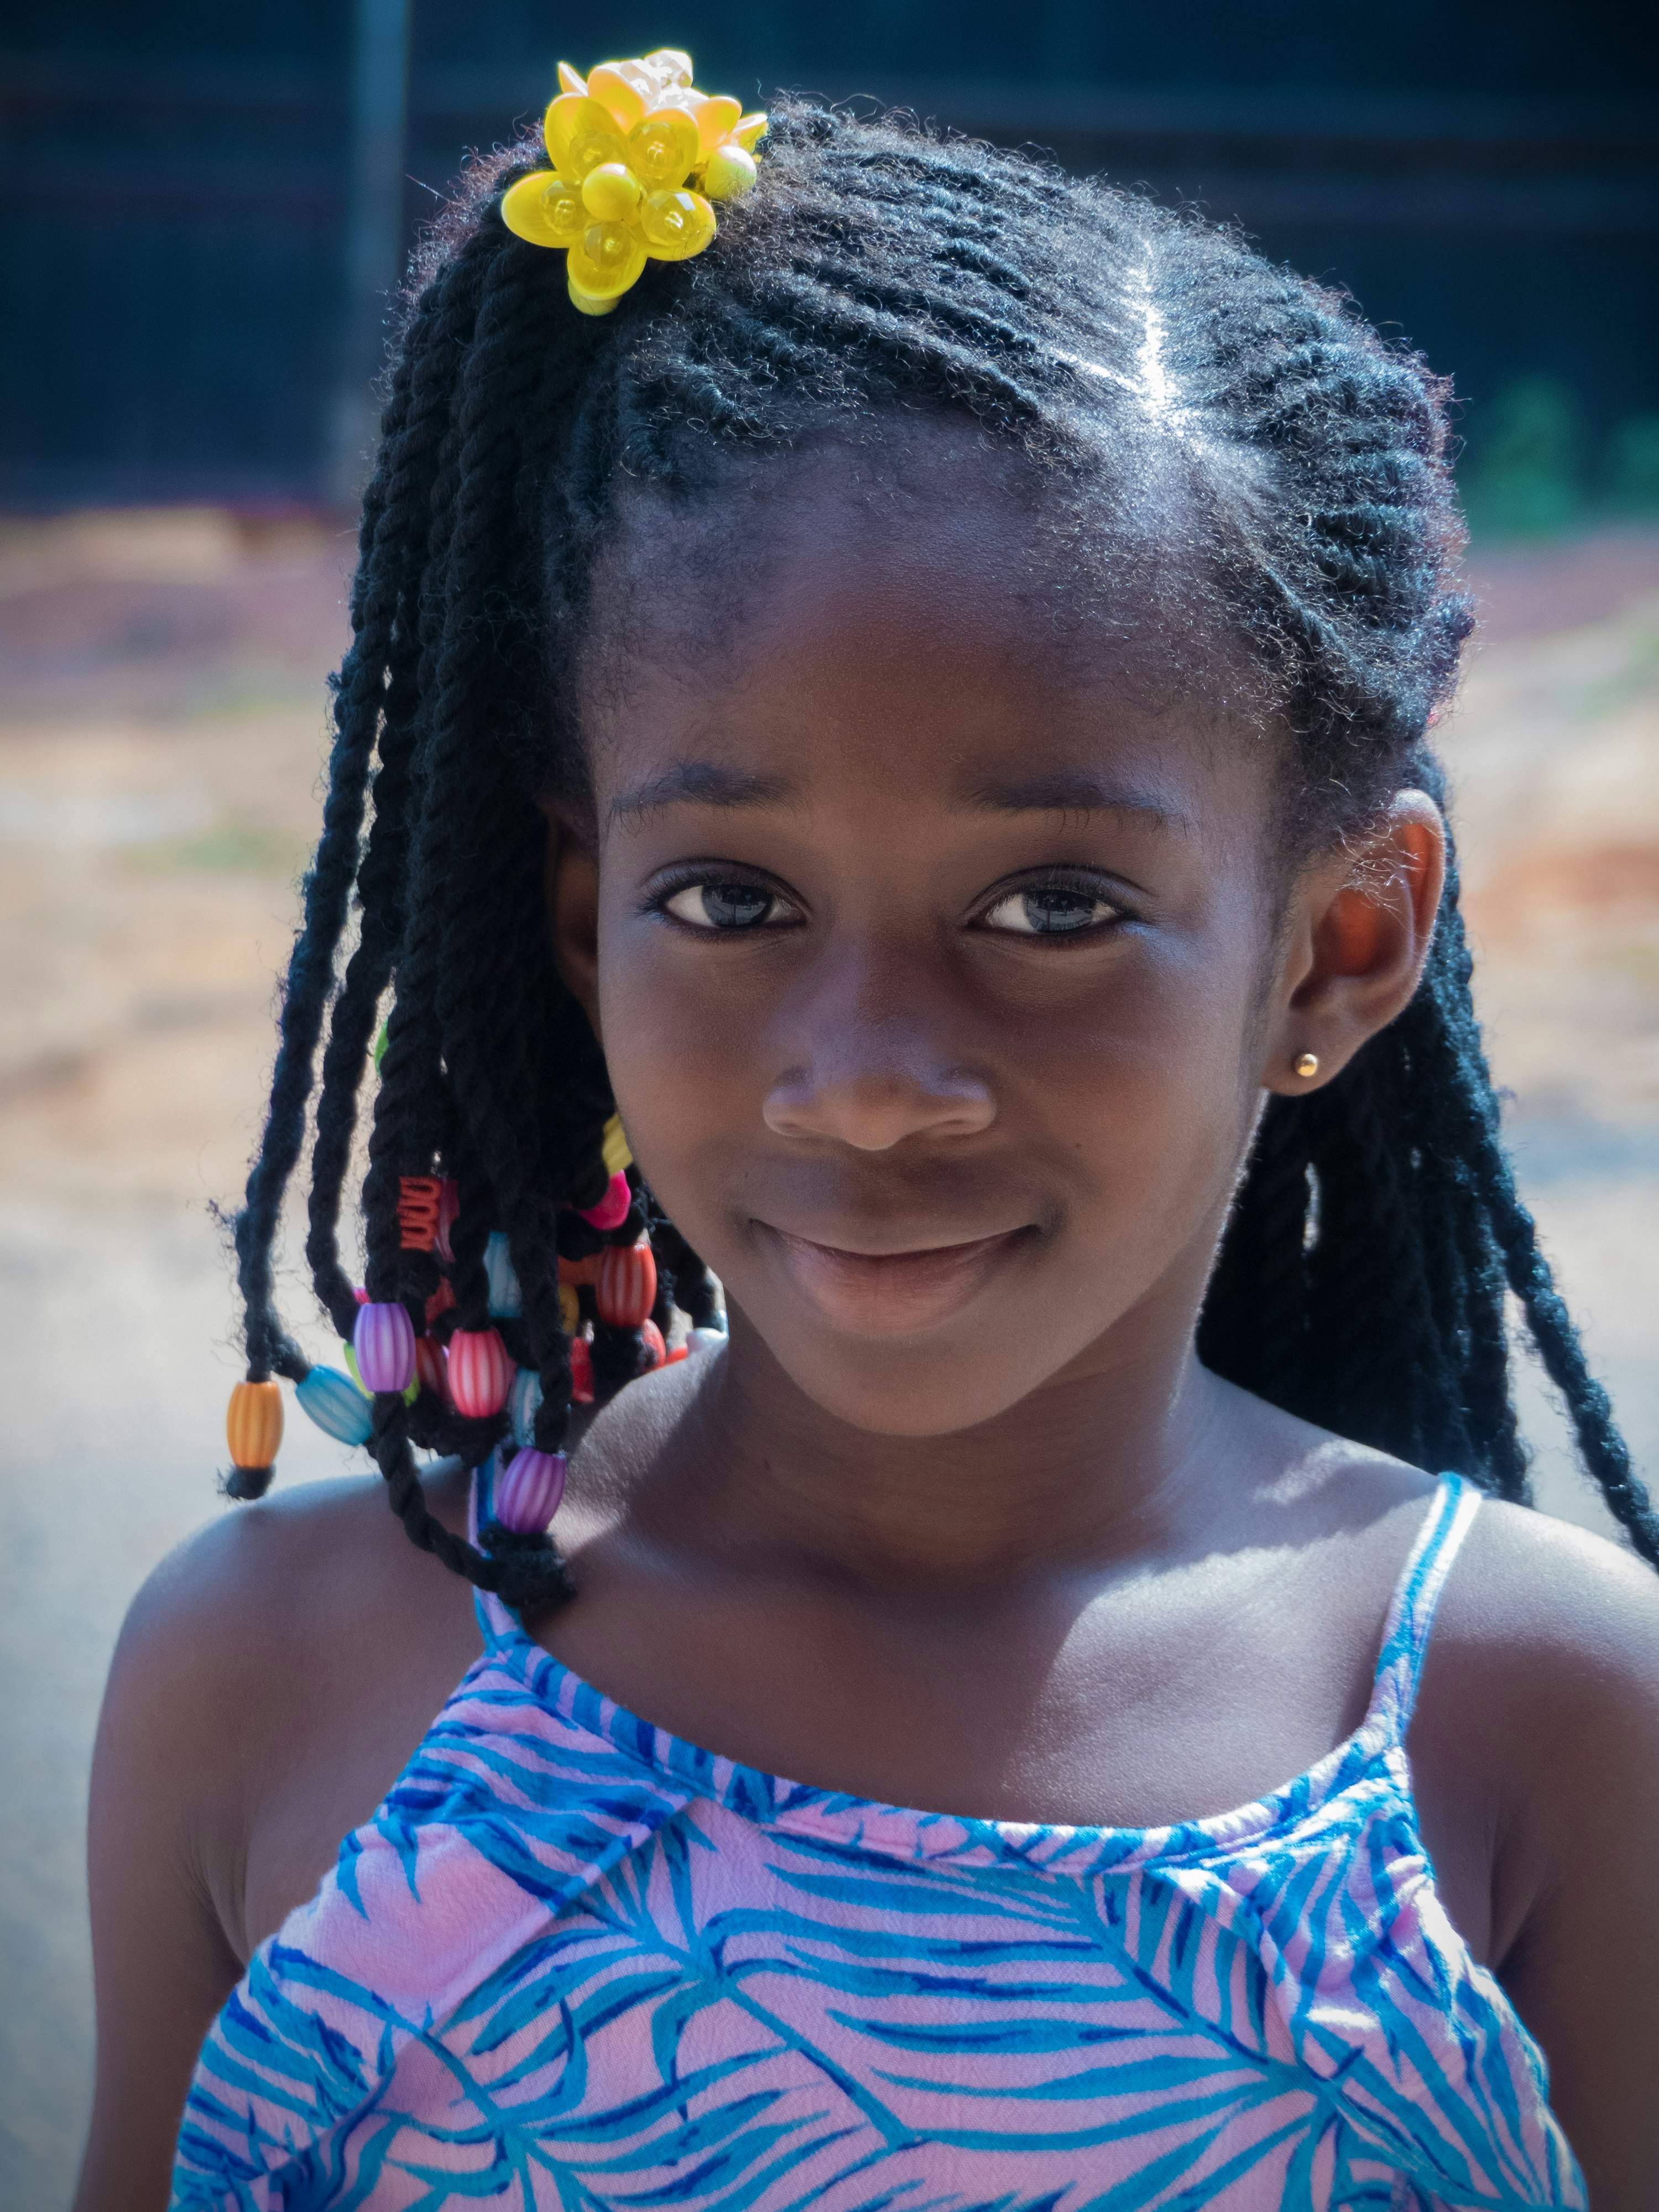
{"left": 2, "top": 2, "right": 1656, "bottom": 2202}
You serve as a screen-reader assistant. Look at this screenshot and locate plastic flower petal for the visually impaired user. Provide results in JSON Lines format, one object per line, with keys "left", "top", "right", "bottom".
{"left": 502, "top": 46, "right": 766, "bottom": 314}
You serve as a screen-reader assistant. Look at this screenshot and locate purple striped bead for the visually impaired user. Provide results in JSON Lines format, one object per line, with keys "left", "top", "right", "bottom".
{"left": 353, "top": 1300, "right": 415, "bottom": 1394}
{"left": 494, "top": 1447, "right": 567, "bottom": 1534}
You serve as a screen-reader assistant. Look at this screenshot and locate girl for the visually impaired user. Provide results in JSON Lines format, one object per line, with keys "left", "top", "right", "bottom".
{"left": 77, "top": 64, "right": 1659, "bottom": 2212}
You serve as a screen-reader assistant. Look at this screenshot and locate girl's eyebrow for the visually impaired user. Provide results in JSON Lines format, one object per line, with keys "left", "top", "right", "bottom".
{"left": 963, "top": 770, "right": 1192, "bottom": 833}
{"left": 610, "top": 761, "right": 796, "bottom": 825}
{"left": 608, "top": 760, "right": 1190, "bottom": 834}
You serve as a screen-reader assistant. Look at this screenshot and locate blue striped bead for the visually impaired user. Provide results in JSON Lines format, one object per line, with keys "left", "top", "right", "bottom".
{"left": 296, "top": 1364, "right": 374, "bottom": 1446}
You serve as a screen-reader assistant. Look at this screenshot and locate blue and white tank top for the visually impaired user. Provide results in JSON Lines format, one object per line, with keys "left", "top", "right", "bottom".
{"left": 171, "top": 1472, "right": 1584, "bottom": 2208}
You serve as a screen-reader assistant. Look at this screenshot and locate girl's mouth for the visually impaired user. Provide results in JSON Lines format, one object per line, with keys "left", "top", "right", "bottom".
{"left": 754, "top": 1223, "right": 1029, "bottom": 1336}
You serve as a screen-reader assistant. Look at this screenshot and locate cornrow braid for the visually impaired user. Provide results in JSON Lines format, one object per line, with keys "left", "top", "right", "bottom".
{"left": 228, "top": 98, "right": 1655, "bottom": 1586}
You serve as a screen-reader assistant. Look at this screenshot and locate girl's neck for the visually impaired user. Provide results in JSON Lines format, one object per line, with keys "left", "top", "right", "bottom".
{"left": 606, "top": 1310, "right": 1231, "bottom": 1596}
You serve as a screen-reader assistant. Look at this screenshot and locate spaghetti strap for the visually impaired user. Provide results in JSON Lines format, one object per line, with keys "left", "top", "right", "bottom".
{"left": 1369, "top": 1473, "right": 1480, "bottom": 1739}
{"left": 465, "top": 1453, "right": 518, "bottom": 1647}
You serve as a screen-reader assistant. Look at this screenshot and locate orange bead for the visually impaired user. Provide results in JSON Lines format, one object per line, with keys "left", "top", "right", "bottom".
{"left": 226, "top": 1379, "right": 283, "bottom": 1471}
{"left": 597, "top": 1238, "right": 657, "bottom": 1327}
{"left": 558, "top": 1252, "right": 602, "bottom": 1287}
{"left": 639, "top": 1317, "right": 667, "bottom": 1369}
{"left": 397, "top": 1175, "right": 444, "bottom": 1251}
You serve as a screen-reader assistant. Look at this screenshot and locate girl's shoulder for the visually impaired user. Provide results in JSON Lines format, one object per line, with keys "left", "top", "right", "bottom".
{"left": 117, "top": 1464, "right": 479, "bottom": 1693}
{"left": 1411, "top": 1490, "right": 1659, "bottom": 1943}
{"left": 1412, "top": 1486, "right": 1659, "bottom": 1802}
{"left": 106, "top": 1467, "right": 482, "bottom": 1959}
{"left": 1429, "top": 1488, "right": 1659, "bottom": 1684}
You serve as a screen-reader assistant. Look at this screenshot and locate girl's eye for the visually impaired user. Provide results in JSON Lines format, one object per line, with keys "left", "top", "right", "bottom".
{"left": 979, "top": 885, "right": 1121, "bottom": 936}
{"left": 662, "top": 880, "right": 794, "bottom": 930}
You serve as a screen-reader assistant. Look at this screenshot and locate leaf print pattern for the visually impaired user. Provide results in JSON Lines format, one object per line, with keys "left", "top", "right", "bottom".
{"left": 172, "top": 1475, "right": 1584, "bottom": 2211}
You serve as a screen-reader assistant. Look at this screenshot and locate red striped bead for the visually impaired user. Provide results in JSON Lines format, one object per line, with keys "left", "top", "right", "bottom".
{"left": 570, "top": 1336, "right": 595, "bottom": 1404}
{"left": 414, "top": 1337, "right": 450, "bottom": 1405}
{"left": 597, "top": 1239, "right": 656, "bottom": 1328}
{"left": 447, "top": 1327, "right": 513, "bottom": 1418}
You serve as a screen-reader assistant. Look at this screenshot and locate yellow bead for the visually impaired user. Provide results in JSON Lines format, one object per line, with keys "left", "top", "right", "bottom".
{"left": 701, "top": 144, "right": 757, "bottom": 200}
{"left": 580, "top": 161, "right": 643, "bottom": 221}
{"left": 568, "top": 281, "right": 621, "bottom": 316}
{"left": 643, "top": 47, "right": 694, "bottom": 87}
{"left": 559, "top": 1282, "right": 581, "bottom": 1334}
{"left": 546, "top": 93, "right": 627, "bottom": 183}
{"left": 639, "top": 187, "right": 716, "bottom": 260}
{"left": 227, "top": 1379, "right": 283, "bottom": 1470}
{"left": 628, "top": 107, "right": 699, "bottom": 190}
{"left": 500, "top": 172, "right": 585, "bottom": 248}
{"left": 695, "top": 94, "right": 743, "bottom": 155}
{"left": 733, "top": 111, "right": 769, "bottom": 152}
{"left": 601, "top": 1114, "right": 633, "bottom": 1175}
{"left": 556, "top": 60, "right": 587, "bottom": 96}
{"left": 586, "top": 63, "right": 647, "bottom": 131}
{"left": 568, "top": 221, "right": 646, "bottom": 299}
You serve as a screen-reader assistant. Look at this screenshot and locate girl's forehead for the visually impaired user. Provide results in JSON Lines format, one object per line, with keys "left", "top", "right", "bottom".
{"left": 578, "top": 436, "right": 1269, "bottom": 819}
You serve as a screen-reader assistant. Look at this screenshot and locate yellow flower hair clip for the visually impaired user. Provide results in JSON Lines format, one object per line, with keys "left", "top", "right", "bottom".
{"left": 500, "top": 48, "right": 767, "bottom": 316}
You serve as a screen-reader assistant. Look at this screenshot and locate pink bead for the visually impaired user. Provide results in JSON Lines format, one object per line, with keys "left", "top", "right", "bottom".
{"left": 353, "top": 1301, "right": 415, "bottom": 1394}
{"left": 494, "top": 1447, "right": 567, "bottom": 1533}
{"left": 434, "top": 1177, "right": 461, "bottom": 1263}
{"left": 352, "top": 1284, "right": 369, "bottom": 1303}
{"left": 448, "top": 1326, "right": 513, "bottom": 1418}
{"left": 577, "top": 1170, "right": 632, "bottom": 1232}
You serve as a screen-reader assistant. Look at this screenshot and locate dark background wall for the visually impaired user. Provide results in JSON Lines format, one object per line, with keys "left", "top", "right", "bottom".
{"left": 3, "top": 1, "right": 1655, "bottom": 517}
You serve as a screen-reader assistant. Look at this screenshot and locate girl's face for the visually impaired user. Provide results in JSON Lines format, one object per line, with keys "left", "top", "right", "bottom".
{"left": 550, "top": 437, "right": 1297, "bottom": 1437}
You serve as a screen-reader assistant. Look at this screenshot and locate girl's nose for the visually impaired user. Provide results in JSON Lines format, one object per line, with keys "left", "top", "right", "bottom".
{"left": 761, "top": 1029, "right": 997, "bottom": 1151}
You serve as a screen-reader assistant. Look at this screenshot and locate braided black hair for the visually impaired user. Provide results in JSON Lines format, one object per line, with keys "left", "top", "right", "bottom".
{"left": 229, "top": 100, "right": 1658, "bottom": 1597}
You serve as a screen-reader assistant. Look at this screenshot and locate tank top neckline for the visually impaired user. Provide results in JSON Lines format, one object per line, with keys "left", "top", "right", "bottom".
{"left": 464, "top": 1465, "right": 1479, "bottom": 1876}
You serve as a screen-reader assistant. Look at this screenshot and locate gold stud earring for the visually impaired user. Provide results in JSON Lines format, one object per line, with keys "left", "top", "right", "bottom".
{"left": 1293, "top": 1051, "right": 1320, "bottom": 1079}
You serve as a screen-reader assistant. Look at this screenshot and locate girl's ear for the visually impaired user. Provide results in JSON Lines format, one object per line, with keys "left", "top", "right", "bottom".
{"left": 538, "top": 794, "right": 602, "bottom": 1037}
{"left": 1261, "top": 790, "right": 1447, "bottom": 1095}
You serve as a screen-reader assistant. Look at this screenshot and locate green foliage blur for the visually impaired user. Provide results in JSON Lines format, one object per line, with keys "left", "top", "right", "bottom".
{"left": 1465, "top": 380, "right": 1659, "bottom": 541}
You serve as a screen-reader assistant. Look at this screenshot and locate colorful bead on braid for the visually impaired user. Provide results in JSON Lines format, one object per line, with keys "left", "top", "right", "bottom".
{"left": 500, "top": 49, "right": 766, "bottom": 316}
{"left": 397, "top": 1174, "right": 444, "bottom": 1251}
{"left": 484, "top": 1230, "right": 524, "bottom": 1318}
{"left": 296, "top": 1364, "right": 374, "bottom": 1445}
{"left": 494, "top": 1447, "right": 567, "bottom": 1534}
{"left": 226, "top": 1379, "right": 283, "bottom": 1477}
{"left": 577, "top": 1170, "right": 632, "bottom": 1231}
{"left": 414, "top": 1336, "right": 451, "bottom": 1406}
{"left": 354, "top": 1301, "right": 416, "bottom": 1394}
{"left": 601, "top": 1114, "right": 633, "bottom": 1176}
{"left": 597, "top": 1238, "right": 657, "bottom": 1327}
{"left": 448, "top": 1327, "right": 514, "bottom": 1418}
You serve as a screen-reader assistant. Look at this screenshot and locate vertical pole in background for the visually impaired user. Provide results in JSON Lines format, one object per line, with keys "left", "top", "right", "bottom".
{"left": 330, "top": 0, "right": 411, "bottom": 504}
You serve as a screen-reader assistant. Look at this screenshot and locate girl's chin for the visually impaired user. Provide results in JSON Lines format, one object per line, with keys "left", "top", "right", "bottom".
{"left": 731, "top": 1314, "right": 1074, "bottom": 1441}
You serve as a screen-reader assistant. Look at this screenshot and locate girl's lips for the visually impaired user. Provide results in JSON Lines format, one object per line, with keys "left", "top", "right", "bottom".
{"left": 757, "top": 1223, "right": 1027, "bottom": 1335}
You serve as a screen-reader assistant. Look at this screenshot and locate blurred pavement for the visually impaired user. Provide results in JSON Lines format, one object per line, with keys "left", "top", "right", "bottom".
{"left": 1, "top": 511, "right": 1655, "bottom": 2204}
